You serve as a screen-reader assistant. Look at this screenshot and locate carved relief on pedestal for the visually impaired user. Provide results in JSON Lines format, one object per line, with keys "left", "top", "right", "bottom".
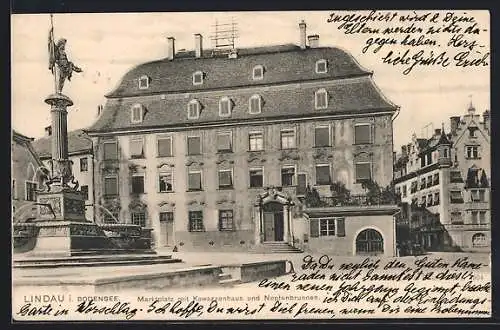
{"left": 38, "top": 197, "right": 62, "bottom": 218}
{"left": 64, "top": 197, "right": 85, "bottom": 216}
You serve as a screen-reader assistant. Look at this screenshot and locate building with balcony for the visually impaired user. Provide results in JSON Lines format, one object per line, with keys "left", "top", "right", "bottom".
{"left": 11, "top": 130, "right": 46, "bottom": 222}
{"left": 32, "top": 127, "right": 95, "bottom": 220}
{"left": 85, "top": 21, "right": 400, "bottom": 255}
{"left": 393, "top": 103, "right": 490, "bottom": 252}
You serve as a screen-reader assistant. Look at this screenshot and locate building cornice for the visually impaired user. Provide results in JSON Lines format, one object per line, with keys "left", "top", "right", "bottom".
{"left": 303, "top": 205, "right": 401, "bottom": 217}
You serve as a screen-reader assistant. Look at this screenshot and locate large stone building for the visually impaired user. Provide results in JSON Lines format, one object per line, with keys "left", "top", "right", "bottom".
{"left": 11, "top": 130, "right": 46, "bottom": 222}
{"left": 32, "top": 127, "right": 95, "bottom": 220}
{"left": 86, "top": 21, "right": 400, "bottom": 255}
{"left": 393, "top": 103, "right": 490, "bottom": 252}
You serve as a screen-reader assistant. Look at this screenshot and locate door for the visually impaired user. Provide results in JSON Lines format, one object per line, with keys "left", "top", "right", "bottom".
{"left": 297, "top": 174, "right": 307, "bottom": 195}
{"left": 160, "top": 212, "right": 174, "bottom": 246}
{"left": 274, "top": 211, "right": 284, "bottom": 241}
{"left": 263, "top": 212, "right": 275, "bottom": 241}
{"left": 165, "top": 220, "right": 174, "bottom": 246}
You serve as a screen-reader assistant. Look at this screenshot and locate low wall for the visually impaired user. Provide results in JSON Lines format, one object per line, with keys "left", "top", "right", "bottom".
{"left": 222, "top": 260, "right": 288, "bottom": 283}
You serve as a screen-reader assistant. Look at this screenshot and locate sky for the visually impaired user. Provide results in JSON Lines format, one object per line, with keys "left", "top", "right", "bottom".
{"left": 11, "top": 11, "right": 490, "bottom": 150}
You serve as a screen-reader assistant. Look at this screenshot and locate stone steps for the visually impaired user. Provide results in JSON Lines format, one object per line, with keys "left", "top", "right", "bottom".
{"left": 219, "top": 277, "right": 242, "bottom": 287}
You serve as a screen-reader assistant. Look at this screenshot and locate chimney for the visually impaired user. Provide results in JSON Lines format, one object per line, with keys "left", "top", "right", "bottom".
{"left": 167, "top": 37, "right": 175, "bottom": 60}
{"left": 44, "top": 125, "right": 52, "bottom": 137}
{"left": 483, "top": 110, "right": 490, "bottom": 131}
{"left": 228, "top": 49, "right": 238, "bottom": 59}
{"left": 401, "top": 145, "right": 407, "bottom": 156}
{"left": 194, "top": 34, "right": 203, "bottom": 58}
{"left": 308, "top": 34, "right": 320, "bottom": 48}
{"left": 450, "top": 116, "right": 460, "bottom": 135}
{"left": 299, "top": 20, "right": 307, "bottom": 50}
{"left": 434, "top": 128, "right": 441, "bottom": 136}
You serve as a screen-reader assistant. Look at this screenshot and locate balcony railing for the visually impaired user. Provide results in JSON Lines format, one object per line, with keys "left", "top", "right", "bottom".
{"left": 315, "top": 194, "right": 399, "bottom": 208}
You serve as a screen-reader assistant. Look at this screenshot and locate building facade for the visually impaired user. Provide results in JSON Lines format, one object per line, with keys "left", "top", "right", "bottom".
{"left": 32, "top": 128, "right": 95, "bottom": 221}
{"left": 86, "top": 22, "right": 399, "bottom": 255}
{"left": 12, "top": 130, "right": 46, "bottom": 222}
{"left": 393, "top": 104, "right": 490, "bottom": 252}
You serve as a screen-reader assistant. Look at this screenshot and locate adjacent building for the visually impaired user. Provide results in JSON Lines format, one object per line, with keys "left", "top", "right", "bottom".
{"left": 393, "top": 104, "right": 490, "bottom": 252}
{"left": 86, "top": 21, "right": 400, "bottom": 255}
{"left": 32, "top": 127, "right": 95, "bottom": 220}
{"left": 11, "top": 130, "right": 46, "bottom": 222}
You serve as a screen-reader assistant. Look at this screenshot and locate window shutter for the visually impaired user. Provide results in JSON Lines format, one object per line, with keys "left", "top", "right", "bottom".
{"left": 336, "top": 218, "right": 345, "bottom": 237}
{"left": 310, "top": 218, "right": 319, "bottom": 237}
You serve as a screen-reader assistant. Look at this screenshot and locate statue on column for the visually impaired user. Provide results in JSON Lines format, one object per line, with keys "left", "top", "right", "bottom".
{"left": 48, "top": 25, "right": 83, "bottom": 94}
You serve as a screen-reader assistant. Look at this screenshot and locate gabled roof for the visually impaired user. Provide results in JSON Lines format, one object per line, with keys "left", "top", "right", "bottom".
{"left": 32, "top": 129, "right": 92, "bottom": 159}
{"left": 106, "top": 45, "right": 371, "bottom": 97}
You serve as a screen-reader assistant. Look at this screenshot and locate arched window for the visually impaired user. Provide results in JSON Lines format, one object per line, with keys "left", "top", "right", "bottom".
{"left": 131, "top": 104, "right": 144, "bottom": 123}
{"left": 356, "top": 229, "right": 384, "bottom": 255}
{"left": 219, "top": 97, "right": 232, "bottom": 117}
{"left": 249, "top": 94, "right": 262, "bottom": 114}
{"left": 187, "top": 99, "right": 201, "bottom": 119}
{"left": 314, "top": 89, "right": 328, "bottom": 109}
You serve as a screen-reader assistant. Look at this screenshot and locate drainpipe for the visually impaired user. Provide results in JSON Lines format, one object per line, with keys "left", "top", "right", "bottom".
{"left": 80, "top": 130, "right": 95, "bottom": 223}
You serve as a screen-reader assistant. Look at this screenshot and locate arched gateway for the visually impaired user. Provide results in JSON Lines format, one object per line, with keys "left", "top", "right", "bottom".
{"left": 254, "top": 188, "right": 294, "bottom": 244}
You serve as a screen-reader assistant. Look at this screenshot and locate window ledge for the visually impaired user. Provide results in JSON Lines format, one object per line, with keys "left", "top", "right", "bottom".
{"left": 157, "top": 155, "right": 174, "bottom": 158}
{"left": 217, "top": 150, "right": 233, "bottom": 154}
{"left": 249, "top": 186, "right": 263, "bottom": 189}
{"left": 354, "top": 142, "right": 373, "bottom": 146}
{"left": 187, "top": 189, "right": 204, "bottom": 192}
{"left": 313, "top": 145, "right": 331, "bottom": 148}
{"left": 187, "top": 153, "right": 203, "bottom": 156}
{"left": 218, "top": 187, "right": 234, "bottom": 190}
{"left": 158, "top": 191, "right": 175, "bottom": 194}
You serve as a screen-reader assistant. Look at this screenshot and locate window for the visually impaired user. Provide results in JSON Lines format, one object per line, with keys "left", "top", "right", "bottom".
{"left": 314, "top": 89, "right": 328, "bottom": 109}
{"left": 103, "top": 141, "right": 118, "bottom": 160}
{"left": 316, "top": 164, "right": 331, "bottom": 185}
{"left": 129, "top": 138, "right": 144, "bottom": 159}
{"left": 434, "top": 192, "right": 440, "bottom": 205}
{"left": 158, "top": 171, "right": 173, "bottom": 192}
{"left": 280, "top": 129, "right": 296, "bottom": 149}
{"left": 472, "top": 233, "right": 487, "bottom": 247}
{"left": 427, "top": 194, "right": 433, "bottom": 207}
{"left": 470, "top": 189, "right": 485, "bottom": 202}
{"left": 218, "top": 169, "right": 233, "bottom": 189}
{"left": 402, "top": 185, "right": 407, "bottom": 198}
{"left": 297, "top": 173, "right": 307, "bottom": 195}
{"left": 219, "top": 97, "right": 232, "bottom": 117}
{"left": 104, "top": 177, "right": 118, "bottom": 196}
{"left": 315, "top": 59, "right": 327, "bottom": 73}
{"left": 157, "top": 136, "right": 173, "bottom": 157}
{"left": 80, "top": 185, "right": 89, "bottom": 200}
{"left": 192, "top": 71, "right": 203, "bottom": 85}
{"left": 471, "top": 211, "right": 479, "bottom": 224}
{"left": 249, "top": 95, "right": 262, "bottom": 114}
{"left": 80, "top": 157, "right": 88, "bottom": 172}
{"left": 138, "top": 75, "right": 149, "bottom": 89}
{"left": 249, "top": 168, "right": 263, "bottom": 188}
{"left": 160, "top": 212, "right": 174, "bottom": 222}
{"left": 187, "top": 136, "right": 201, "bottom": 155}
{"left": 314, "top": 126, "right": 330, "bottom": 147}
{"left": 219, "top": 210, "right": 234, "bottom": 231}
{"left": 281, "top": 166, "right": 296, "bottom": 187}
{"left": 104, "top": 211, "right": 119, "bottom": 224}
{"left": 131, "top": 212, "right": 146, "bottom": 227}
{"left": 188, "top": 211, "right": 204, "bottom": 232}
{"left": 354, "top": 124, "right": 372, "bottom": 144}
{"left": 433, "top": 173, "right": 439, "bottom": 185}
{"left": 131, "top": 104, "right": 144, "bottom": 123}
{"left": 479, "top": 211, "right": 487, "bottom": 224}
{"left": 420, "top": 178, "right": 426, "bottom": 190}
{"left": 466, "top": 146, "right": 479, "bottom": 159}
{"left": 252, "top": 65, "right": 264, "bottom": 80}
{"left": 466, "top": 167, "right": 488, "bottom": 188}
{"left": 249, "top": 132, "right": 263, "bottom": 151}
{"left": 188, "top": 100, "right": 200, "bottom": 119}
{"left": 450, "top": 190, "right": 464, "bottom": 203}
{"left": 216, "top": 132, "right": 232, "bottom": 152}
{"left": 355, "top": 162, "right": 371, "bottom": 183}
{"left": 427, "top": 175, "right": 433, "bottom": 188}
{"left": 426, "top": 153, "right": 432, "bottom": 166}
{"left": 310, "top": 218, "right": 344, "bottom": 237}
{"left": 131, "top": 174, "right": 145, "bottom": 194}
{"left": 410, "top": 181, "right": 417, "bottom": 193}
{"left": 187, "top": 170, "right": 202, "bottom": 191}
{"left": 12, "top": 179, "right": 16, "bottom": 199}
{"left": 443, "top": 148, "right": 449, "bottom": 158}
{"left": 450, "top": 171, "right": 464, "bottom": 183}
{"left": 25, "top": 181, "right": 37, "bottom": 201}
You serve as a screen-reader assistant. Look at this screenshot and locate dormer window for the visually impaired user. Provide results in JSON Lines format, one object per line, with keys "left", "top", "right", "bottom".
{"left": 314, "top": 89, "right": 328, "bottom": 109}
{"left": 193, "top": 71, "right": 204, "bottom": 85}
{"left": 219, "top": 97, "right": 232, "bottom": 117}
{"left": 252, "top": 65, "right": 264, "bottom": 80}
{"left": 188, "top": 100, "right": 200, "bottom": 119}
{"left": 316, "top": 59, "right": 328, "bottom": 74}
{"left": 138, "top": 75, "right": 149, "bottom": 89}
{"left": 131, "top": 104, "right": 144, "bottom": 123}
{"left": 249, "top": 94, "right": 262, "bottom": 114}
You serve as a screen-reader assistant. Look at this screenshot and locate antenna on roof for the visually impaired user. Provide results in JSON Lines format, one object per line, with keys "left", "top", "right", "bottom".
{"left": 210, "top": 17, "right": 239, "bottom": 56}
{"left": 421, "top": 122, "right": 434, "bottom": 139}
